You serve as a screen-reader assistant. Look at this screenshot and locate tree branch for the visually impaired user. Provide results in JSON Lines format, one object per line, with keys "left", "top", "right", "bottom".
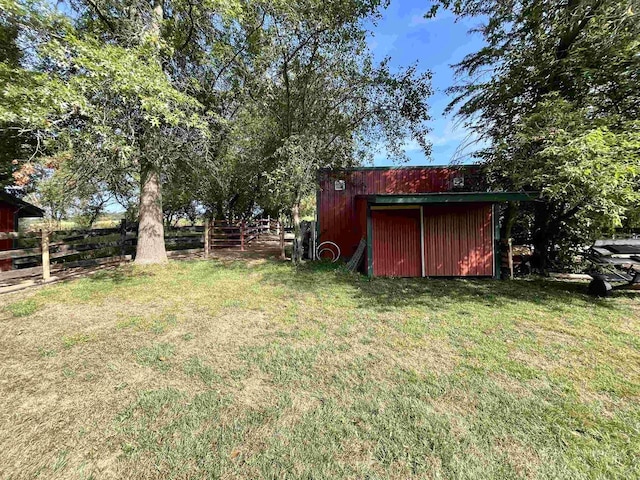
{"left": 85, "top": 0, "right": 116, "bottom": 32}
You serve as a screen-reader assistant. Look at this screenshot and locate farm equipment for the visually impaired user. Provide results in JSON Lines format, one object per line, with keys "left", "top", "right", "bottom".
{"left": 586, "top": 239, "right": 640, "bottom": 296}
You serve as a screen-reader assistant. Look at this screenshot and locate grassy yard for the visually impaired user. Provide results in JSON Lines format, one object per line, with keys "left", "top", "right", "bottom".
{"left": 1, "top": 258, "right": 639, "bottom": 479}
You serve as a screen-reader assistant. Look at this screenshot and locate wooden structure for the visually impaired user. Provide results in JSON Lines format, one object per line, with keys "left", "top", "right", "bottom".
{"left": 1, "top": 218, "right": 276, "bottom": 290}
{"left": 207, "top": 219, "right": 273, "bottom": 250}
{"left": 317, "top": 167, "right": 535, "bottom": 278}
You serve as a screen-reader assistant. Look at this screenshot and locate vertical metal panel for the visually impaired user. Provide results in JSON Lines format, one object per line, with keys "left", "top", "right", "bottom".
{"left": 423, "top": 203, "right": 494, "bottom": 277}
{"left": 420, "top": 205, "right": 425, "bottom": 277}
{"left": 318, "top": 167, "right": 468, "bottom": 259}
{"left": 0, "top": 204, "right": 16, "bottom": 271}
{"left": 371, "top": 209, "right": 422, "bottom": 277}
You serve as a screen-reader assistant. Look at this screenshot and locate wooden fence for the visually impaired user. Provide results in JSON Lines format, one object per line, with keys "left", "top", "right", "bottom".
{"left": 0, "top": 218, "right": 278, "bottom": 288}
{"left": 206, "top": 218, "right": 273, "bottom": 250}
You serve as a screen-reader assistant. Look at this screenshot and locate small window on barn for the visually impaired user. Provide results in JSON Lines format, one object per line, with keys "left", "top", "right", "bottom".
{"left": 452, "top": 176, "right": 465, "bottom": 188}
{"left": 334, "top": 180, "right": 346, "bottom": 191}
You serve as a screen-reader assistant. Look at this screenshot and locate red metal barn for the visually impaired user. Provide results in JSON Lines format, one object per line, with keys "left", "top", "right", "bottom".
{"left": 0, "top": 193, "right": 44, "bottom": 271}
{"left": 317, "top": 167, "right": 533, "bottom": 278}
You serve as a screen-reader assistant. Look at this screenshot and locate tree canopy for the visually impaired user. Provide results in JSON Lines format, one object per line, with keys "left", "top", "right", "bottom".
{"left": 430, "top": 0, "right": 640, "bottom": 269}
{"left": 1, "top": 0, "right": 432, "bottom": 262}
{"left": 0, "top": 0, "right": 433, "bottom": 263}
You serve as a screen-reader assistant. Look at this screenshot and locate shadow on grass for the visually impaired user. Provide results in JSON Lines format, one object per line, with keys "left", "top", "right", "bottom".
{"left": 258, "top": 260, "right": 631, "bottom": 313}
{"left": 85, "top": 264, "right": 158, "bottom": 285}
{"left": 81, "top": 257, "right": 636, "bottom": 314}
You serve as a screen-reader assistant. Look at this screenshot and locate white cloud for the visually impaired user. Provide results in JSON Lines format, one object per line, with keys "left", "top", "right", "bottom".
{"left": 428, "top": 120, "right": 476, "bottom": 146}
{"left": 408, "top": 14, "right": 428, "bottom": 27}
{"left": 403, "top": 139, "right": 424, "bottom": 152}
{"left": 367, "top": 33, "right": 399, "bottom": 58}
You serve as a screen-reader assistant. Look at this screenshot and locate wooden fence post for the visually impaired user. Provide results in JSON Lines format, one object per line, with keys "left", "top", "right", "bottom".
{"left": 508, "top": 238, "right": 514, "bottom": 280}
{"left": 279, "top": 220, "right": 285, "bottom": 259}
{"left": 240, "top": 220, "right": 245, "bottom": 251}
{"left": 119, "top": 219, "right": 126, "bottom": 257}
{"left": 41, "top": 229, "right": 50, "bottom": 282}
{"left": 204, "top": 218, "right": 210, "bottom": 258}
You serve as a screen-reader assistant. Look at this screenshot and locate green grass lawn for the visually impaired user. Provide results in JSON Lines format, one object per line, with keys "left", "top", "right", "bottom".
{"left": 1, "top": 258, "right": 639, "bottom": 479}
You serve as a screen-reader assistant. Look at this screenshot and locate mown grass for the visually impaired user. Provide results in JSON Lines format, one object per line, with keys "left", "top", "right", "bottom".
{"left": 0, "top": 257, "right": 639, "bottom": 479}
{"left": 6, "top": 298, "right": 38, "bottom": 317}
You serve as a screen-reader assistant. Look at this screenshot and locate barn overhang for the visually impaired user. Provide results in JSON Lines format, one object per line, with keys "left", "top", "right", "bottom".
{"left": 359, "top": 191, "right": 538, "bottom": 205}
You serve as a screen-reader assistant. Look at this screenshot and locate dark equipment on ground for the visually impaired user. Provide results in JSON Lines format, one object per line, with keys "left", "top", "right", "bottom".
{"left": 586, "top": 239, "right": 640, "bottom": 297}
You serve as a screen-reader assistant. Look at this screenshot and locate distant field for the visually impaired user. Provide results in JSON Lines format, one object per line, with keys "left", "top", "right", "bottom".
{"left": 1, "top": 259, "right": 639, "bottom": 479}
{"left": 20, "top": 217, "right": 123, "bottom": 231}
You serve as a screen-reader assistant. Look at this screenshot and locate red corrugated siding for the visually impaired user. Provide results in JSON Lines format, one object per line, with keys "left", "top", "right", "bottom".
{"left": 423, "top": 204, "right": 493, "bottom": 277}
{"left": 0, "top": 203, "right": 17, "bottom": 271}
{"left": 372, "top": 209, "right": 422, "bottom": 277}
{"left": 318, "top": 167, "right": 471, "bottom": 259}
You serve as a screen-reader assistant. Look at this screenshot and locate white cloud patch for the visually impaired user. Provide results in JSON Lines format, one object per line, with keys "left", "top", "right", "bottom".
{"left": 408, "top": 14, "right": 428, "bottom": 27}
{"left": 367, "top": 33, "right": 399, "bottom": 58}
{"left": 428, "top": 120, "right": 477, "bottom": 146}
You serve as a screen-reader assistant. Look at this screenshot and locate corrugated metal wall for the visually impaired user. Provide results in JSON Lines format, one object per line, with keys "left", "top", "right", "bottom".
{"left": 318, "top": 167, "right": 475, "bottom": 259}
{"left": 423, "top": 204, "right": 493, "bottom": 277}
{"left": 0, "top": 204, "right": 16, "bottom": 271}
{"left": 371, "top": 209, "right": 422, "bottom": 277}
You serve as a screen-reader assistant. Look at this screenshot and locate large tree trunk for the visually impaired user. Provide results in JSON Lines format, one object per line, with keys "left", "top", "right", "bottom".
{"left": 134, "top": 1, "right": 167, "bottom": 265}
{"left": 135, "top": 161, "right": 168, "bottom": 264}
{"left": 531, "top": 201, "right": 552, "bottom": 274}
{"left": 291, "top": 202, "right": 303, "bottom": 264}
{"left": 500, "top": 202, "right": 518, "bottom": 240}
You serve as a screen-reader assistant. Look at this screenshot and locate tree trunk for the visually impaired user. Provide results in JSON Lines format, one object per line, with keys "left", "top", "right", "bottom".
{"left": 135, "top": 161, "right": 168, "bottom": 264}
{"left": 500, "top": 202, "right": 518, "bottom": 240}
{"left": 531, "top": 201, "right": 552, "bottom": 274}
{"left": 291, "top": 202, "right": 303, "bottom": 264}
{"left": 134, "top": 1, "right": 167, "bottom": 265}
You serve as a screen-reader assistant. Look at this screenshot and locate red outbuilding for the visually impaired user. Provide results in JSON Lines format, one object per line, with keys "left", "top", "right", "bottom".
{"left": 0, "top": 193, "right": 44, "bottom": 271}
{"left": 317, "top": 166, "right": 534, "bottom": 278}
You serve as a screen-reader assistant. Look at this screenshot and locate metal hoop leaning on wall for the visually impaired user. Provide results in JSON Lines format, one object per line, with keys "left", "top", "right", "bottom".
{"left": 315, "top": 241, "right": 341, "bottom": 262}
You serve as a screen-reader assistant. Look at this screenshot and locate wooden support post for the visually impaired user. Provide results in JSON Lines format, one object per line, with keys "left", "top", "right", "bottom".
{"left": 119, "top": 219, "right": 126, "bottom": 257}
{"left": 41, "top": 229, "right": 50, "bottom": 282}
{"left": 240, "top": 220, "right": 245, "bottom": 251}
{"left": 508, "top": 238, "right": 514, "bottom": 280}
{"left": 279, "top": 220, "right": 285, "bottom": 259}
{"left": 204, "top": 218, "right": 210, "bottom": 258}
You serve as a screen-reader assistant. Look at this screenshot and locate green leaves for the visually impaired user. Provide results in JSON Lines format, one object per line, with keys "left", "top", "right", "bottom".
{"left": 433, "top": 0, "right": 640, "bottom": 264}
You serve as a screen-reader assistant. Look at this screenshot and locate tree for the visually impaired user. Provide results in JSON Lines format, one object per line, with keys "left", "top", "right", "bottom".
{"left": 429, "top": 0, "right": 640, "bottom": 270}
{"left": 0, "top": 0, "right": 246, "bottom": 262}
{"left": 255, "top": 0, "right": 432, "bottom": 262}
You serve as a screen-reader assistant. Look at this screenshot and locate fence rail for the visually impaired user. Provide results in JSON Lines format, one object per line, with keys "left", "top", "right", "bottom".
{"left": 1, "top": 218, "right": 282, "bottom": 288}
{"left": 204, "top": 218, "right": 278, "bottom": 255}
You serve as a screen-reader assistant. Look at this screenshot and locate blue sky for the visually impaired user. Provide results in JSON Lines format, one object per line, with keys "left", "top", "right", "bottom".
{"left": 366, "top": 2, "right": 486, "bottom": 166}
